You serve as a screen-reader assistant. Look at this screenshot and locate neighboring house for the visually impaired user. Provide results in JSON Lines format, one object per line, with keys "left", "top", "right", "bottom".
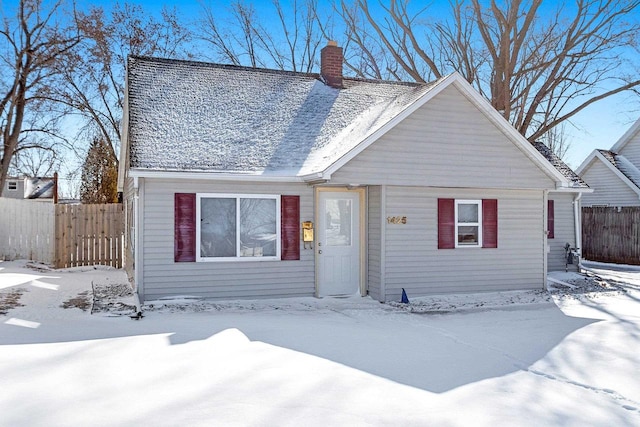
{"left": 3, "top": 177, "right": 25, "bottom": 199}
{"left": 119, "top": 41, "right": 582, "bottom": 304}
{"left": 577, "top": 118, "right": 640, "bottom": 207}
{"left": 2, "top": 176, "right": 56, "bottom": 201}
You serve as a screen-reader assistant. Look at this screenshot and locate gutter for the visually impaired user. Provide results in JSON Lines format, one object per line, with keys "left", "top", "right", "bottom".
{"left": 133, "top": 177, "right": 142, "bottom": 314}
{"left": 543, "top": 190, "right": 549, "bottom": 291}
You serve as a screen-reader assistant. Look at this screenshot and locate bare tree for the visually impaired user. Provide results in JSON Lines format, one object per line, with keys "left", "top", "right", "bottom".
{"left": 540, "top": 123, "right": 572, "bottom": 160}
{"left": 50, "top": 3, "right": 193, "bottom": 167}
{"left": 10, "top": 139, "right": 60, "bottom": 177}
{"left": 0, "top": 0, "right": 79, "bottom": 196}
{"left": 337, "top": 0, "right": 640, "bottom": 146}
{"left": 199, "top": 0, "right": 328, "bottom": 72}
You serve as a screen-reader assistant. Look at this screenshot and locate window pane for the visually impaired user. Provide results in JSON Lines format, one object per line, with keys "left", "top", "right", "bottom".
{"left": 458, "top": 203, "right": 478, "bottom": 223}
{"left": 201, "top": 198, "right": 236, "bottom": 257}
{"left": 326, "top": 199, "right": 352, "bottom": 246}
{"left": 240, "top": 198, "right": 277, "bottom": 257}
{"left": 458, "top": 226, "right": 479, "bottom": 245}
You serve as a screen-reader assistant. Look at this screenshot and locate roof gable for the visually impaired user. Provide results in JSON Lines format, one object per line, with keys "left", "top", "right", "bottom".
{"left": 610, "top": 117, "right": 640, "bottom": 154}
{"left": 577, "top": 149, "right": 640, "bottom": 197}
{"left": 324, "top": 74, "right": 568, "bottom": 186}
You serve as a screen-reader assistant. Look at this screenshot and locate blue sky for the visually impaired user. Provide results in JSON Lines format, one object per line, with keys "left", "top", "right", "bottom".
{"left": 60, "top": 1, "right": 640, "bottom": 169}
{"left": 119, "top": 0, "right": 638, "bottom": 168}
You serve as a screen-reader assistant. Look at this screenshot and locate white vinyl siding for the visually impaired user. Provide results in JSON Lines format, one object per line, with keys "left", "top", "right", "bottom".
{"left": 617, "top": 131, "right": 640, "bottom": 167}
{"left": 379, "top": 186, "right": 544, "bottom": 302}
{"left": 547, "top": 193, "right": 578, "bottom": 272}
{"left": 331, "top": 85, "right": 556, "bottom": 190}
{"left": 140, "top": 179, "right": 314, "bottom": 301}
{"left": 581, "top": 160, "right": 640, "bottom": 207}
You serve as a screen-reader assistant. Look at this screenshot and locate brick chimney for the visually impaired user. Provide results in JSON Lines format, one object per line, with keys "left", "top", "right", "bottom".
{"left": 321, "top": 40, "right": 343, "bottom": 89}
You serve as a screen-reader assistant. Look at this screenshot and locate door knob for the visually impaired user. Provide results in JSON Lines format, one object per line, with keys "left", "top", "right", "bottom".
{"left": 318, "top": 250, "right": 322, "bottom": 254}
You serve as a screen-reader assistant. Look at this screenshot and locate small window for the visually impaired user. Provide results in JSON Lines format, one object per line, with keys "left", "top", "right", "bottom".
{"left": 7, "top": 181, "right": 17, "bottom": 191}
{"left": 197, "top": 194, "right": 280, "bottom": 261}
{"left": 455, "top": 200, "right": 482, "bottom": 247}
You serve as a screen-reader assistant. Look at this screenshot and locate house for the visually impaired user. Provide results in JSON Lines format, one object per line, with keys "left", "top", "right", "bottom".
{"left": 577, "top": 118, "right": 640, "bottom": 207}
{"left": 118, "top": 41, "right": 584, "bottom": 304}
{"left": 2, "top": 176, "right": 56, "bottom": 201}
{"left": 3, "top": 177, "right": 25, "bottom": 199}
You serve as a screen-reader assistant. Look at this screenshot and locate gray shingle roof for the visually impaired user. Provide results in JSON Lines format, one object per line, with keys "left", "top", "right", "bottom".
{"left": 126, "top": 56, "right": 435, "bottom": 176}
{"left": 597, "top": 149, "right": 640, "bottom": 190}
{"left": 532, "top": 142, "right": 589, "bottom": 189}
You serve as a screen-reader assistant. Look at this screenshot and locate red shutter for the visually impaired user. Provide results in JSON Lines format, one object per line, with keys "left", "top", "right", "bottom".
{"left": 175, "top": 193, "right": 196, "bottom": 262}
{"left": 438, "top": 198, "right": 455, "bottom": 249}
{"left": 281, "top": 195, "right": 300, "bottom": 260}
{"left": 547, "top": 199, "right": 555, "bottom": 239}
{"left": 482, "top": 199, "right": 498, "bottom": 248}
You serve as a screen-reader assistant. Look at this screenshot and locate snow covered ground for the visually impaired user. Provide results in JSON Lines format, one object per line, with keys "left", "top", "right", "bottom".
{"left": 1, "top": 259, "right": 639, "bottom": 426}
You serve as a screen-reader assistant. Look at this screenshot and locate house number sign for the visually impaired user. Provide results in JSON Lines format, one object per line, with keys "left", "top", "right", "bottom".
{"left": 387, "top": 216, "right": 407, "bottom": 224}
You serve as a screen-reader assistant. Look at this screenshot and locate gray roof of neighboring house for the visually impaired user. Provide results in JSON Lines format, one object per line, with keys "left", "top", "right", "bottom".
{"left": 126, "top": 56, "right": 437, "bottom": 176}
{"left": 532, "top": 142, "right": 589, "bottom": 189}
{"left": 597, "top": 149, "right": 640, "bottom": 190}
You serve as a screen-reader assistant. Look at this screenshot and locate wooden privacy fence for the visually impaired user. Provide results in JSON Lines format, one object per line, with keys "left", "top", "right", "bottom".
{"left": 582, "top": 207, "right": 640, "bottom": 265}
{"left": 0, "top": 198, "right": 123, "bottom": 268}
{"left": 55, "top": 204, "right": 124, "bottom": 269}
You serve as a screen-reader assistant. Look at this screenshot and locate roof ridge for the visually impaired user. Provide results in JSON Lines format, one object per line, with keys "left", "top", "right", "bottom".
{"left": 129, "top": 55, "right": 320, "bottom": 80}
{"left": 128, "top": 55, "right": 434, "bottom": 88}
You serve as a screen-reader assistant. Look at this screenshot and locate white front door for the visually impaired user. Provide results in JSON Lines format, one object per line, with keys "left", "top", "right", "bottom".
{"left": 317, "top": 191, "right": 361, "bottom": 297}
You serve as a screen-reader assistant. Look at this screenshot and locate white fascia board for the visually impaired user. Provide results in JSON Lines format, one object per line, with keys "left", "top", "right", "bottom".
{"left": 610, "top": 117, "right": 640, "bottom": 153}
{"left": 449, "top": 76, "right": 569, "bottom": 188}
{"left": 128, "top": 168, "right": 303, "bottom": 183}
{"left": 575, "top": 150, "right": 598, "bottom": 176}
{"left": 591, "top": 150, "right": 640, "bottom": 197}
{"left": 551, "top": 187, "right": 593, "bottom": 194}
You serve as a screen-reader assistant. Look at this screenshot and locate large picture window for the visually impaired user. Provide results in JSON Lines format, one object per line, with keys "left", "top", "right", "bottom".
{"left": 197, "top": 194, "right": 280, "bottom": 261}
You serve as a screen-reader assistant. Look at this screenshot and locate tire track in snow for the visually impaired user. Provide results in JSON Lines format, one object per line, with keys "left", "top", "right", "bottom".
{"left": 525, "top": 368, "right": 640, "bottom": 414}
{"left": 419, "top": 322, "right": 640, "bottom": 416}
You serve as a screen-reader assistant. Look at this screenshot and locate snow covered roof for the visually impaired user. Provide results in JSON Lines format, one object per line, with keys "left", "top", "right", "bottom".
{"left": 532, "top": 142, "right": 589, "bottom": 189}
{"left": 597, "top": 150, "right": 640, "bottom": 190}
{"left": 125, "top": 56, "right": 435, "bottom": 177}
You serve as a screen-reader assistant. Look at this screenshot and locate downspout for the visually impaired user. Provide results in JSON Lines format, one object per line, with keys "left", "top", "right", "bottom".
{"left": 573, "top": 192, "right": 583, "bottom": 271}
{"left": 543, "top": 190, "right": 549, "bottom": 291}
{"left": 132, "top": 176, "right": 142, "bottom": 315}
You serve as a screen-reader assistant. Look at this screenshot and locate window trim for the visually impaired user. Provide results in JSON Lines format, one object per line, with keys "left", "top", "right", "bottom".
{"left": 455, "top": 199, "right": 482, "bottom": 248}
{"left": 7, "top": 181, "right": 18, "bottom": 191}
{"left": 196, "top": 193, "right": 281, "bottom": 262}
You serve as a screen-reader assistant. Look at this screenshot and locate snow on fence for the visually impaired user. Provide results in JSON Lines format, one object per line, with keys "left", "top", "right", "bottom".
{"left": 582, "top": 206, "right": 640, "bottom": 265}
{"left": 0, "top": 199, "right": 123, "bottom": 268}
{"left": 0, "top": 198, "right": 55, "bottom": 264}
